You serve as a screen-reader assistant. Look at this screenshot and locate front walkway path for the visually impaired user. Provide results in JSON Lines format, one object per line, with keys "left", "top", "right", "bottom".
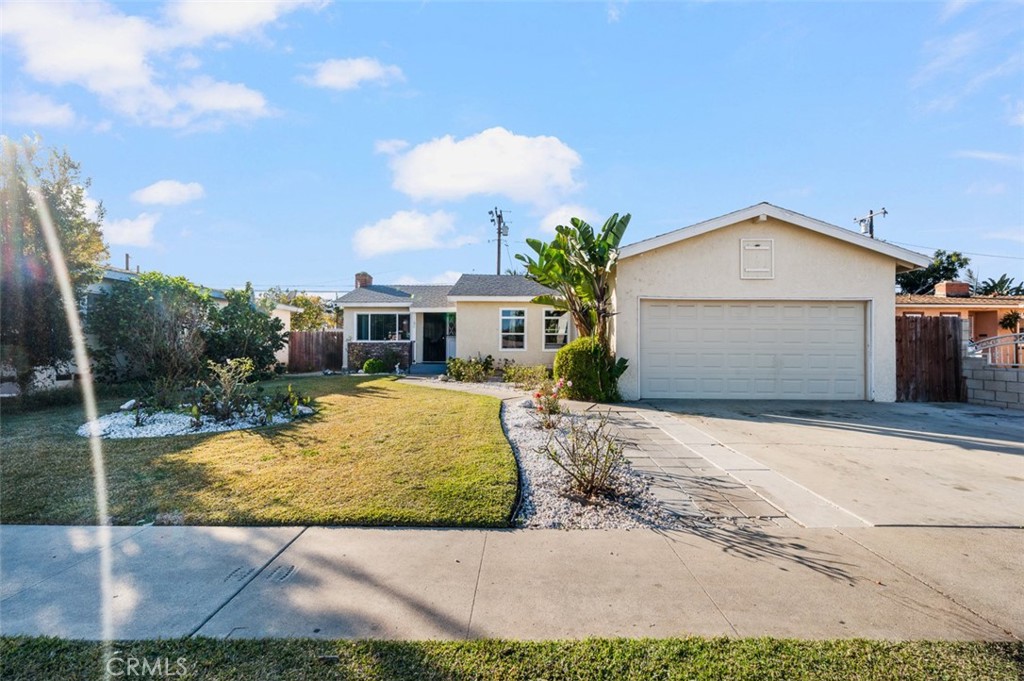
{"left": 1, "top": 524, "right": 1019, "bottom": 641}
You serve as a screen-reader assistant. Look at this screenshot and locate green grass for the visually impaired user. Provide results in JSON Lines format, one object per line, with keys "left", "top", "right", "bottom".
{"left": 1, "top": 637, "right": 1020, "bottom": 680}
{"left": 0, "top": 376, "right": 517, "bottom": 527}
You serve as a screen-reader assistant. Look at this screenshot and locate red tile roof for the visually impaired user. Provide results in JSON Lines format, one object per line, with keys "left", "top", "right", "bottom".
{"left": 896, "top": 295, "right": 1024, "bottom": 306}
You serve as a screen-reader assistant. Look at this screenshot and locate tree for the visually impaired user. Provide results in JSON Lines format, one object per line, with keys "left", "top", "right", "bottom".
{"left": 976, "top": 274, "right": 1024, "bottom": 296}
{"left": 260, "top": 287, "right": 328, "bottom": 331}
{"left": 205, "top": 283, "right": 286, "bottom": 377}
{"left": 86, "top": 272, "right": 214, "bottom": 387}
{"left": 1, "top": 136, "right": 108, "bottom": 381}
{"left": 896, "top": 250, "right": 970, "bottom": 294}
{"left": 517, "top": 213, "right": 631, "bottom": 401}
{"left": 516, "top": 213, "right": 631, "bottom": 350}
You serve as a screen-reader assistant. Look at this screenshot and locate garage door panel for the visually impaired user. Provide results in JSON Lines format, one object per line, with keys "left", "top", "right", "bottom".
{"left": 640, "top": 300, "right": 866, "bottom": 400}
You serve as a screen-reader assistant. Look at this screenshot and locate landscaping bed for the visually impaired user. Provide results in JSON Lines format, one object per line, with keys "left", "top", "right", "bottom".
{"left": 0, "top": 376, "right": 517, "bottom": 527}
{"left": 1, "top": 637, "right": 1020, "bottom": 681}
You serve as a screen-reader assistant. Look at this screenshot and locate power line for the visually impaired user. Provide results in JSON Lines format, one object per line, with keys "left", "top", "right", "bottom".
{"left": 888, "top": 241, "right": 1024, "bottom": 260}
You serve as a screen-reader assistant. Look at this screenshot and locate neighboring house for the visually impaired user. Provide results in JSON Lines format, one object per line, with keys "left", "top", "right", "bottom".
{"left": 895, "top": 281, "right": 1024, "bottom": 341}
{"left": 339, "top": 202, "right": 931, "bottom": 402}
{"left": 335, "top": 272, "right": 571, "bottom": 371}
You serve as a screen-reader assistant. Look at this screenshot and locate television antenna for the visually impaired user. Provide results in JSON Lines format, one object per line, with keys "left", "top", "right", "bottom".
{"left": 854, "top": 207, "right": 887, "bottom": 239}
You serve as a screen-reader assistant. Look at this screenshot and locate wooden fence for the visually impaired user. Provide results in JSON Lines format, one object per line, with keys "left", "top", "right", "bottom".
{"left": 287, "top": 330, "right": 345, "bottom": 373}
{"left": 895, "top": 315, "right": 965, "bottom": 402}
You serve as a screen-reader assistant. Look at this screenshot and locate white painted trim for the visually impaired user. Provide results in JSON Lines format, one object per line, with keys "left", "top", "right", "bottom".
{"left": 274, "top": 304, "right": 304, "bottom": 313}
{"left": 896, "top": 302, "right": 1024, "bottom": 309}
{"left": 865, "top": 299, "right": 874, "bottom": 401}
{"left": 619, "top": 202, "right": 931, "bottom": 271}
{"left": 498, "top": 307, "right": 528, "bottom": 352}
{"left": 340, "top": 302, "right": 411, "bottom": 309}
{"left": 542, "top": 308, "right": 570, "bottom": 352}
{"left": 414, "top": 307, "right": 457, "bottom": 313}
{"left": 355, "top": 311, "right": 412, "bottom": 342}
{"left": 449, "top": 296, "right": 539, "bottom": 303}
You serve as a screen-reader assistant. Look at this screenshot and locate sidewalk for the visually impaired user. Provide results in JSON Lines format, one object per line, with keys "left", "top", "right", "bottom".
{"left": 1, "top": 524, "right": 1020, "bottom": 641}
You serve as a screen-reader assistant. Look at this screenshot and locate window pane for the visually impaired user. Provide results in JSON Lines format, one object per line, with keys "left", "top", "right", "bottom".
{"left": 501, "top": 318, "right": 525, "bottom": 334}
{"left": 544, "top": 310, "right": 568, "bottom": 349}
{"left": 501, "top": 334, "right": 525, "bottom": 349}
{"left": 357, "top": 314, "right": 369, "bottom": 341}
{"left": 370, "top": 314, "right": 397, "bottom": 341}
{"left": 398, "top": 314, "right": 410, "bottom": 340}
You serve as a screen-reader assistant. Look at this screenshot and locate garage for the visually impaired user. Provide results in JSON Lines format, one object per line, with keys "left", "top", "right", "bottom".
{"left": 639, "top": 300, "right": 867, "bottom": 400}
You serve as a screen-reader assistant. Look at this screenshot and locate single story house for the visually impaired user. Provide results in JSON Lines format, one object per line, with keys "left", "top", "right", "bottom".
{"left": 336, "top": 272, "right": 573, "bottom": 371}
{"left": 337, "top": 202, "right": 931, "bottom": 402}
{"left": 896, "top": 281, "right": 1024, "bottom": 341}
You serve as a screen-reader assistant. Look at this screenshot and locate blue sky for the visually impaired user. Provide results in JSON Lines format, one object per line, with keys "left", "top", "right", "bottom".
{"left": 3, "top": 0, "right": 1022, "bottom": 295}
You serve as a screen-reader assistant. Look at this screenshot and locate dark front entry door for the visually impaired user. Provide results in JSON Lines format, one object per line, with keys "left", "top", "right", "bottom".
{"left": 423, "top": 313, "right": 447, "bottom": 362}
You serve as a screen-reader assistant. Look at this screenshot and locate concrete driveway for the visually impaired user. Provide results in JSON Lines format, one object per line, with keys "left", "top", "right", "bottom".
{"left": 640, "top": 401, "right": 1024, "bottom": 527}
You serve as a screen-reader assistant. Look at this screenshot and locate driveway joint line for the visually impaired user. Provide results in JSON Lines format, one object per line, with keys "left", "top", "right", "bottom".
{"left": 0, "top": 525, "right": 148, "bottom": 604}
{"left": 660, "top": 533, "right": 738, "bottom": 636}
{"left": 187, "top": 525, "right": 308, "bottom": 639}
{"left": 835, "top": 528, "right": 1022, "bottom": 642}
{"left": 464, "top": 532, "right": 488, "bottom": 640}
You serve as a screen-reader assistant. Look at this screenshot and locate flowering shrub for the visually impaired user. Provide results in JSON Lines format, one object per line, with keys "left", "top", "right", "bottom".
{"left": 541, "top": 414, "right": 625, "bottom": 498}
{"left": 533, "top": 377, "right": 570, "bottom": 429}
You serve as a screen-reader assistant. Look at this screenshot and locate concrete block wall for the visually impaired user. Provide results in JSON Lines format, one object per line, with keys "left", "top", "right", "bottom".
{"left": 963, "top": 358, "right": 1024, "bottom": 410}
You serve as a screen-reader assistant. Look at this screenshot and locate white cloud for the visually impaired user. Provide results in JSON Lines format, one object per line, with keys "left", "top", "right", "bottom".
{"left": 1008, "top": 99, "right": 1024, "bottom": 126}
{"left": 352, "top": 210, "right": 477, "bottom": 258}
{"left": 131, "top": 180, "right": 205, "bottom": 205}
{"left": 304, "top": 57, "right": 404, "bottom": 91}
{"left": 982, "top": 229, "right": 1024, "bottom": 244}
{"left": 393, "top": 271, "right": 463, "bottom": 285}
{"left": 953, "top": 150, "right": 1020, "bottom": 164}
{"left": 374, "top": 138, "right": 409, "bottom": 155}
{"left": 82, "top": 191, "right": 102, "bottom": 222}
{"left": 390, "top": 127, "right": 583, "bottom": 206}
{"left": 538, "top": 204, "right": 601, "bottom": 234}
{"left": 607, "top": 1, "right": 628, "bottom": 23}
{"left": 105, "top": 213, "right": 159, "bottom": 247}
{"left": 0, "top": 0, "right": 314, "bottom": 129}
{"left": 5, "top": 92, "right": 76, "bottom": 127}
{"left": 940, "top": 0, "right": 974, "bottom": 22}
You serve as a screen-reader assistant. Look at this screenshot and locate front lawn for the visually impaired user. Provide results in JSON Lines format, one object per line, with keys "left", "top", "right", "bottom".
{"left": 0, "top": 376, "right": 517, "bottom": 526}
{"left": 1, "top": 637, "right": 1020, "bottom": 681}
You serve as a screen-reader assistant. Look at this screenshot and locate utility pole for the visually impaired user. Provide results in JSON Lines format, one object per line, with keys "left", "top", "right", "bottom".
{"left": 854, "top": 207, "right": 887, "bottom": 239}
{"left": 489, "top": 207, "right": 508, "bottom": 274}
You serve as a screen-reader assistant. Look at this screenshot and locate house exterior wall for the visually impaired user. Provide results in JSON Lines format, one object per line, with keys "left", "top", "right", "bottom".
{"left": 896, "top": 306, "right": 1019, "bottom": 341}
{"left": 271, "top": 308, "right": 292, "bottom": 365}
{"left": 454, "top": 301, "right": 565, "bottom": 367}
{"left": 613, "top": 217, "right": 899, "bottom": 401}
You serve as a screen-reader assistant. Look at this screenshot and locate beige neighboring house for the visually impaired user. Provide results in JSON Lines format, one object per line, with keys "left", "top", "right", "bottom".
{"left": 335, "top": 273, "right": 572, "bottom": 371}
{"left": 339, "top": 202, "right": 930, "bottom": 402}
{"left": 895, "top": 281, "right": 1024, "bottom": 342}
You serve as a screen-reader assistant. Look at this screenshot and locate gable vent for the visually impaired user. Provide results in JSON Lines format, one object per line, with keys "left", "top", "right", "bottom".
{"left": 740, "top": 239, "right": 774, "bottom": 279}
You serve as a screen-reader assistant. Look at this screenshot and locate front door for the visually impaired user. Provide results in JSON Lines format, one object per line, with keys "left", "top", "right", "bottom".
{"left": 423, "top": 313, "right": 447, "bottom": 362}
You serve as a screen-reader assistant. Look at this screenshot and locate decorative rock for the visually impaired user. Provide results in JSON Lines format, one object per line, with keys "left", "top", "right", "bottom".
{"left": 0, "top": 381, "right": 21, "bottom": 398}
{"left": 519, "top": 399, "right": 535, "bottom": 410}
{"left": 296, "top": 405, "right": 314, "bottom": 416}
{"left": 119, "top": 399, "right": 138, "bottom": 411}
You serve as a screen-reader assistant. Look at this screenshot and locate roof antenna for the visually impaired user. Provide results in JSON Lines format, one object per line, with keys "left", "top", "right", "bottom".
{"left": 854, "top": 207, "right": 886, "bottom": 239}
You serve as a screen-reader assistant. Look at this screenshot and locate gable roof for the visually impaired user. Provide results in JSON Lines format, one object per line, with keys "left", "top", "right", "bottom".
{"left": 448, "top": 274, "right": 554, "bottom": 299}
{"left": 335, "top": 284, "right": 452, "bottom": 308}
{"left": 618, "top": 202, "right": 931, "bottom": 273}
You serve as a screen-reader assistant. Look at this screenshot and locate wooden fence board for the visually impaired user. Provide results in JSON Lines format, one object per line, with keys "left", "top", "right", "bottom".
{"left": 895, "top": 316, "right": 964, "bottom": 402}
{"left": 287, "top": 330, "right": 345, "bottom": 373}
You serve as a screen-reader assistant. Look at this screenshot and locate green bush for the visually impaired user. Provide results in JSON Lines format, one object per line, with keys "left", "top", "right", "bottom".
{"left": 553, "top": 336, "right": 627, "bottom": 402}
{"left": 446, "top": 356, "right": 492, "bottom": 382}
{"left": 363, "top": 358, "right": 387, "bottom": 374}
{"left": 503, "top": 363, "right": 550, "bottom": 390}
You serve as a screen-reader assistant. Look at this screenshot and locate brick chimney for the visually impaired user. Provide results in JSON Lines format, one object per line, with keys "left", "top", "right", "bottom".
{"left": 354, "top": 272, "right": 373, "bottom": 289}
{"left": 934, "top": 280, "right": 970, "bottom": 298}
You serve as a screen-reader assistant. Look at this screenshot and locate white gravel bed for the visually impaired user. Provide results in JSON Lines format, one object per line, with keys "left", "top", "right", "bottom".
{"left": 77, "top": 410, "right": 293, "bottom": 439}
{"left": 502, "top": 399, "right": 693, "bottom": 530}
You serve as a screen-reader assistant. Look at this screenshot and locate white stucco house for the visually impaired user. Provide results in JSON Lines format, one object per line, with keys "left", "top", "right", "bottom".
{"left": 336, "top": 203, "right": 930, "bottom": 402}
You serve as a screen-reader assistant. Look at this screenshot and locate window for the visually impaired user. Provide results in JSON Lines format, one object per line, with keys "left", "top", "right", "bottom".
{"left": 544, "top": 310, "right": 569, "bottom": 350}
{"left": 940, "top": 312, "right": 961, "bottom": 318}
{"left": 500, "top": 309, "right": 526, "bottom": 350}
{"left": 356, "top": 313, "right": 410, "bottom": 341}
{"left": 902, "top": 312, "right": 923, "bottom": 318}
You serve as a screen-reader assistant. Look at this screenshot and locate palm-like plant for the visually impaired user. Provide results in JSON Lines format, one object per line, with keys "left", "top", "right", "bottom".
{"left": 977, "top": 274, "right": 1024, "bottom": 296}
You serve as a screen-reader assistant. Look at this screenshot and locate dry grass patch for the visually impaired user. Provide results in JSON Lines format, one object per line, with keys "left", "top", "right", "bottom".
{"left": 0, "top": 376, "right": 517, "bottom": 526}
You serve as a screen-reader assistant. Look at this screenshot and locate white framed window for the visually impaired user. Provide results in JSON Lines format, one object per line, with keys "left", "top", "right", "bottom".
{"left": 740, "top": 238, "right": 774, "bottom": 279}
{"left": 543, "top": 310, "right": 569, "bottom": 350}
{"left": 356, "top": 313, "right": 410, "bottom": 341}
{"left": 500, "top": 309, "right": 526, "bottom": 350}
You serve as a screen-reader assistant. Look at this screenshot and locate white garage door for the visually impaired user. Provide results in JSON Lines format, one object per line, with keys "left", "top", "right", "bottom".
{"left": 639, "top": 300, "right": 866, "bottom": 400}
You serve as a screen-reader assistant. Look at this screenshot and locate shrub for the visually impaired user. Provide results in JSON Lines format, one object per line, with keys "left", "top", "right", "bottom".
{"left": 445, "top": 355, "right": 492, "bottom": 382}
{"left": 203, "top": 284, "right": 286, "bottom": 379}
{"left": 541, "top": 414, "right": 625, "bottom": 498}
{"left": 553, "top": 336, "right": 626, "bottom": 402}
{"left": 533, "top": 377, "right": 568, "bottom": 429}
{"left": 362, "top": 358, "right": 387, "bottom": 374}
{"left": 197, "top": 358, "right": 256, "bottom": 422}
{"left": 504, "top": 364, "right": 550, "bottom": 390}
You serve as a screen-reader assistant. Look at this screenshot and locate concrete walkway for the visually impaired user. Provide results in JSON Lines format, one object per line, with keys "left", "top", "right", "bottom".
{"left": 1, "top": 524, "right": 1020, "bottom": 641}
